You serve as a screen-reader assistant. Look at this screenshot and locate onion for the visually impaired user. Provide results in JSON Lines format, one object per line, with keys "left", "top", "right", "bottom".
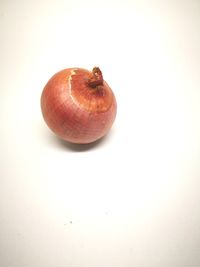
{"left": 41, "top": 67, "right": 117, "bottom": 144}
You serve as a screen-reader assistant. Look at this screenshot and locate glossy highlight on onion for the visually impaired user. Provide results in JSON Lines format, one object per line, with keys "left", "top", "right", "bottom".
{"left": 41, "top": 67, "right": 117, "bottom": 144}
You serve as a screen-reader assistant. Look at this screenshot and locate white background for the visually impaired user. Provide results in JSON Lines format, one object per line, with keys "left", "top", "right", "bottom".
{"left": 1, "top": 0, "right": 200, "bottom": 266}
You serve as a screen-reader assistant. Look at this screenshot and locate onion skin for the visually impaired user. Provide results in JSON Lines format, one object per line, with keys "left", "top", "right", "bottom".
{"left": 41, "top": 67, "right": 117, "bottom": 144}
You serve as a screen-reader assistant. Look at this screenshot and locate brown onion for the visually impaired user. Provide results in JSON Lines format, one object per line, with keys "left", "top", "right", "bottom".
{"left": 41, "top": 67, "right": 117, "bottom": 144}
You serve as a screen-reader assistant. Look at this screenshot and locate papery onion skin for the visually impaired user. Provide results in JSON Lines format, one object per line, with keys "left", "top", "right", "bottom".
{"left": 41, "top": 67, "right": 117, "bottom": 144}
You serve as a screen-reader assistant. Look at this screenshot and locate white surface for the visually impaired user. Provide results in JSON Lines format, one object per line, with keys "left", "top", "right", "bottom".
{"left": 1, "top": 0, "right": 200, "bottom": 266}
